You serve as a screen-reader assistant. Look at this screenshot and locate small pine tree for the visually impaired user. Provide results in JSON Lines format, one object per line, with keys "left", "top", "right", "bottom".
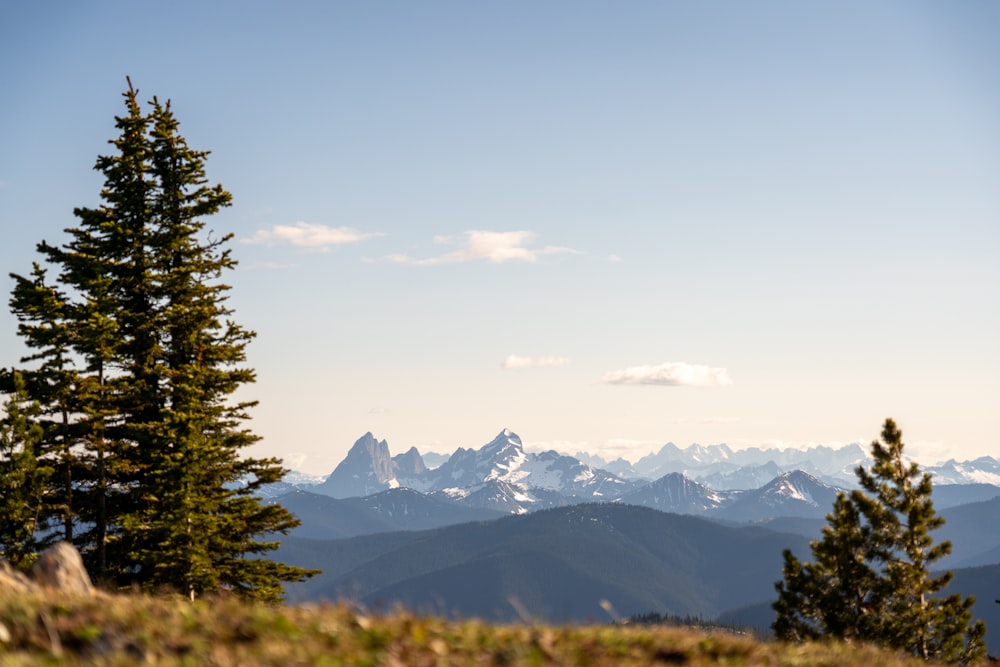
{"left": 773, "top": 418, "right": 986, "bottom": 663}
{"left": 7, "top": 268, "right": 82, "bottom": 544}
{"left": 0, "top": 372, "right": 53, "bottom": 569}
{"left": 772, "top": 492, "right": 884, "bottom": 642}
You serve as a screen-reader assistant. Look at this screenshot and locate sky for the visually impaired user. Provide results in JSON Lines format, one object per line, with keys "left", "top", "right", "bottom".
{"left": 1, "top": 2, "right": 998, "bottom": 474}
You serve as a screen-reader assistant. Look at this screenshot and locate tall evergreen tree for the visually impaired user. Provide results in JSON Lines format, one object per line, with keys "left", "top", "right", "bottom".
{"left": 773, "top": 418, "right": 986, "bottom": 663}
{"left": 6, "top": 79, "right": 316, "bottom": 599}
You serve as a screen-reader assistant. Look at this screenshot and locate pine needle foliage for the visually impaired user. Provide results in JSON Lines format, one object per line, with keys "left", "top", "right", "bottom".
{"left": 773, "top": 418, "right": 986, "bottom": 663}
{"left": 0, "top": 373, "right": 53, "bottom": 569}
{"left": 4, "top": 79, "right": 317, "bottom": 600}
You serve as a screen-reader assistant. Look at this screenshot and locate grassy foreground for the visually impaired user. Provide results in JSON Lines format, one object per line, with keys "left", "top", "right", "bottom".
{"left": 0, "top": 589, "right": 948, "bottom": 667}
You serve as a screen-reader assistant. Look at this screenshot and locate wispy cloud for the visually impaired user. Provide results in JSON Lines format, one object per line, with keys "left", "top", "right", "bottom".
{"left": 382, "top": 230, "right": 580, "bottom": 265}
{"left": 501, "top": 354, "right": 570, "bottom": 370}
{"left": 602, "top": 362, "right": 733, "bottom": 388}
{"left": 905, "top": 440, "right": 954, "bottom": 466}
{"left": 529, "top": 438, "right": 663, "bottom": 462}
{"left": 242, "top": 222, "right": 383, "bottom": 251}
{"left": 282, "top": 452, "right": 308, "bottom": 471}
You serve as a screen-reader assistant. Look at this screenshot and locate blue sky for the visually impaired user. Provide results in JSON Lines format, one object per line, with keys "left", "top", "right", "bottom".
{"left": 2, "top": 2, "right": 998, "bottom": 474}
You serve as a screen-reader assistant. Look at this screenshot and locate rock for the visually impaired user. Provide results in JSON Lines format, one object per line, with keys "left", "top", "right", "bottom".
{"left": 0, "top": 558, "right": 33, "bottom": 593}
{"left": 316, "top": 432, "right": 398, "bottom": 498}
{"left": 393, "top": 446, "right": 428, "bottom": 478}
{"left": 30, "top": 541, "right": 93, "bottom": 593}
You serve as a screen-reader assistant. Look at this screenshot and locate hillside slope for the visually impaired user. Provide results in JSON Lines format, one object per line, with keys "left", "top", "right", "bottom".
{"left": 279, "top": 503, "right": 812, "bottom": 623}
{"left": 0, "top": 588, "right": 941, "bottom": 667}
{"left": 272, "top": 488, "right": 504, "bottom": 539}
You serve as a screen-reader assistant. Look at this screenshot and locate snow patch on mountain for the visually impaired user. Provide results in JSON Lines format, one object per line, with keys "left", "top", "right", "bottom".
{"left": 928, "top": 458, "right": 1000, "bottom": 485}
{"left": 302, "top": 429, "right": 999, "bottom": 520}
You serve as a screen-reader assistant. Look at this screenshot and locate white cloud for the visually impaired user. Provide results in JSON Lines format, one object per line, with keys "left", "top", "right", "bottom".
{"left": 242, "top": 222, "right": 383, "bottom": 251}
{"left": 602, "top": 362, "right": 733, "bottom": 388}
{"left": 282, "top": 452, "right": 308, "bottom": 471}
{"left": 906, "top": 440, "right": 955, "bottom": 466}
{"left": 384, "top": 230, "right": 580, "bottom": 265}
{"left": 501, "top": 354, "right": 570, "bottom": 370}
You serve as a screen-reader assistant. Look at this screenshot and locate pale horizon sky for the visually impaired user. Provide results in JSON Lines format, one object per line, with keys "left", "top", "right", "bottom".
{"left": 2, "top": 2, "right": 998, "bottom": 475}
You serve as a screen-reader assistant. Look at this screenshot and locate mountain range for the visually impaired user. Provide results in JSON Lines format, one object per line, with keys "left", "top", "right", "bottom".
{"left": 267, "top": 430, "right": 1000, "bottom": 654}
{"left": 275, "top": 429, "right": 1000, "bottom": 520}
{"left": 579, "top": 441, "right": 1000, "bottom": 489}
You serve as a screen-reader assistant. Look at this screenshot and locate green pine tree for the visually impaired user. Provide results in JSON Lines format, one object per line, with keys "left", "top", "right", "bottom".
{"left": 0, "top": 372, "right": 53, "bottom": 569}
{"left": 773, "top": 418, "right": 986, "bottom": 663}
{"left": 6, "top": 78, "right": 317, "bottom": 599}
{"left": 7, "top": 266, "right": 83, "bottom": 544}
{"left": 772, "top": 491, "right": 884, "bottom": 642}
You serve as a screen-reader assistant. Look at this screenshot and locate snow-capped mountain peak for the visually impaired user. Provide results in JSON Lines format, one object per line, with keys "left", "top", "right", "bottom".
{"left": 304, "top": 430, "right": 999, "bottom": 517}
{"left": 711, "top": 470, "right": 843, "bottom": 522}
{"left": 485, "top": 428, "right": 523, "bottom": 450}
{"left": 927, "top": 458, "right": 1000, "bottom": 485}
{"left": 766, "top": 470, "right": 826, "bottom": 505}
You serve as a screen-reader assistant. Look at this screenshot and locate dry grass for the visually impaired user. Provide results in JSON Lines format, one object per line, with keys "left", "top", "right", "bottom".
{"left": 0, "top": 588, "right": 962, "bottom": 666}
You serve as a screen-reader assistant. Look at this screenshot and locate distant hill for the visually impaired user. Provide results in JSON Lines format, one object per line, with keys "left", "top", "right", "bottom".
{"left": 278, "top": 503, "right": 812, "bottom": 623}
{"left": 751, "top": 495, "right": 1000, "bottom": 571}
{"left": 711, "top": 471, "right": 842, "bottom": 522}
{"left": 271, "top": 488, "right": 504, "bottom": 539}
{"left": 948, "top": 564, "right": 1000, "bottom": 655}
{"left": 615, "top": 472, "right": 731, "bottom": 514}
{"left": 618, "top": 470, "right": 845, "bottom": 523}
{"left": 753, "top": 516, "right": 826, "bottom": 539}
{"left": 932, "top": 483, "right": 1000, "bottom": 509}
{"left": 938, "top": 496, "right": 1000, "bottom": 568}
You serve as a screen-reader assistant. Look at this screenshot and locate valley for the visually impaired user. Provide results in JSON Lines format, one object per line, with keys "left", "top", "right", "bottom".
{"left": 265, "top": 429, "right": 1000, "bottom": 653}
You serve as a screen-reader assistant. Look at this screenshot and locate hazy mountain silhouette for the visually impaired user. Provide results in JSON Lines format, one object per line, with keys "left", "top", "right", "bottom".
{"left": 272, "top": 488, "right": 503, "bottom": 539}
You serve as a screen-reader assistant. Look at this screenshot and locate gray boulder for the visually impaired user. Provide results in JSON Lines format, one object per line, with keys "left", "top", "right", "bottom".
{"left": 29, "top": 542, "right": 94, "bottom": 594}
